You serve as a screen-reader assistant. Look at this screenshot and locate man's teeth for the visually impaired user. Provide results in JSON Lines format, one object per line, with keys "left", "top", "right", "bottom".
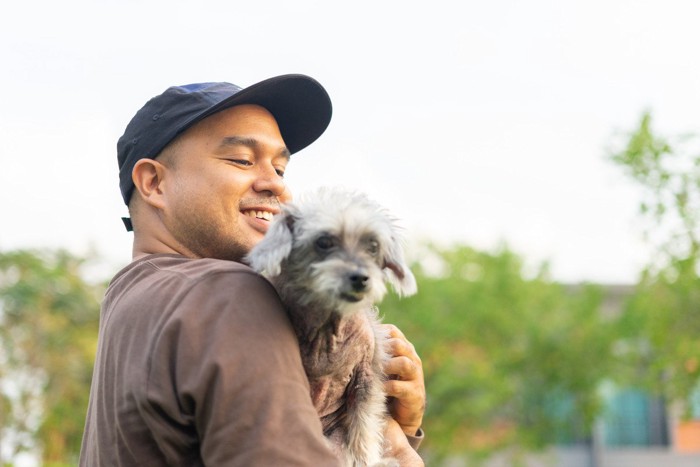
{"left": 245, "top": 210, "right": 274, "bottom": 221}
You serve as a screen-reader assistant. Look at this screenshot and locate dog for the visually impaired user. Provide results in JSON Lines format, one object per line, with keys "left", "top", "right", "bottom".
{"left": 245, "top": 187, "right": 417, "bottom": 466}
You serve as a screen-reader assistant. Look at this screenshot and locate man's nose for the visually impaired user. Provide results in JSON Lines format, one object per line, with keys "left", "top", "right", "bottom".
{"left": 253, "top": 165, "right": 286, "bottom": 197}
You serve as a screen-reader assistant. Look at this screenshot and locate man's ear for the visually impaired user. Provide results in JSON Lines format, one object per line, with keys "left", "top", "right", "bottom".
{"left": 132, "top": 158, "right": 168, "bottom": 209}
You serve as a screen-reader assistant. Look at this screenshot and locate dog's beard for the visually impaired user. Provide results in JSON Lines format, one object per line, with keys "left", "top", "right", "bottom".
{"left": 302, "top": 260, "right": 387, "bottom": 316}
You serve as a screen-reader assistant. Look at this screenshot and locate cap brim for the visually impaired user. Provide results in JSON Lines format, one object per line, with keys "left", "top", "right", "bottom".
{"left": 200, "top": 74, "right": 332, "bottom": 154}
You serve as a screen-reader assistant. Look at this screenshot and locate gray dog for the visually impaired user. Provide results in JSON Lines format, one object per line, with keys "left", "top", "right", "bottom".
{"left": 246, "top": 187, "right": 417, "bottom": 466}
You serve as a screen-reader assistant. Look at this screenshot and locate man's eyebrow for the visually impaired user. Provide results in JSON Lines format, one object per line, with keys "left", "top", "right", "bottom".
{"left": 219, "top": 136, "right": 257, "bottom": 148}
{"left": 219, "top": 136, "right": 291, "bottom": 159}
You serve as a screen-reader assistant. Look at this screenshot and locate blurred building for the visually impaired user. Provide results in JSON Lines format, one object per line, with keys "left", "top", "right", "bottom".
{"left": 529, "top": 285, "right": 698, "bottom": 467}
{"left": 453, "top": 285, "right": 700, "bottom": 467}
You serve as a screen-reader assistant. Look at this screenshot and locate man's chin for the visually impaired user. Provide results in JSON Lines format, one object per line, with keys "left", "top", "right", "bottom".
{"left": 201, "top": 239, "right": 251, "bottom": 264}
{"left": 194, "top": 223, "right": 267, "bottom": 263}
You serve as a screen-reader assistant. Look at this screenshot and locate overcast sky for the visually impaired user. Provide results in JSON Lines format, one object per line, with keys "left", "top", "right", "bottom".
{"left": 1, "top": 0, "right": 699, "bottom": 284}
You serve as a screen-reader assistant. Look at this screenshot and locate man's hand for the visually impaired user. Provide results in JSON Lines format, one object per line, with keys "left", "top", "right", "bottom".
{"left": 381, "top": 324, "right": 426, "bottom": 437}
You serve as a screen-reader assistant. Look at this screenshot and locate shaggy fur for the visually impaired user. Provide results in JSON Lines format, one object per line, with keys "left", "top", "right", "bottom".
{"left": 246, "top": 187, "right": 417, "bottom": 467}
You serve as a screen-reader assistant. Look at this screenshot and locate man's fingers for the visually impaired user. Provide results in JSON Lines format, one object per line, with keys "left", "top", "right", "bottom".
{"left": 385, "top": 337, "right": 406, "bottom": 356}
{"left": 384, "top": 355, "right": 419, "bottom": 380}
{"left": 381, "top": 323, "right": 426, "bottom": 438}
{"left": 385, "top": 378, "right": 413, "bottom": 399}
{"left": 382, "top": 323, "right": 406, "bottom": 340}
{"left": 386, "top": 337, "right": 419, "bottom": 361}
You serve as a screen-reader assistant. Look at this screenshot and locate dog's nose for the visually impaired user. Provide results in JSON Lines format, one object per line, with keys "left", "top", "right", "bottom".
{"left": 349, "top": 273, "right": 369, "bottom": 292}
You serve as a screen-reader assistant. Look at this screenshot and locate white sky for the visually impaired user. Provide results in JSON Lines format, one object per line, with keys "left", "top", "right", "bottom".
{"left": 1, "top": 0, "right": 699, "bottom": 284}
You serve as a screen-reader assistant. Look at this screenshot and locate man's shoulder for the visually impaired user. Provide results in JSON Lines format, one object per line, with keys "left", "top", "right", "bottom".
{"left": 113, "top": 254, "right": 262, "bottom": 286}
{"left": 134, "top": 255, "right": 292, "bottom": 348}
{"left": 104, "top": 254, "right": 285, "bottom": 335}
{"left": 106, "top": 254, "right": 276, "bottom": 315}
{"left": 144, "top": 253, "right": 253, "bottom": 275}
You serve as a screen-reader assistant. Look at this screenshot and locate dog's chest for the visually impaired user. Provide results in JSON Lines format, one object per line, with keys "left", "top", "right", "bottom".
{"left": 299, "top": 311, "right": 378, "bottom": 417}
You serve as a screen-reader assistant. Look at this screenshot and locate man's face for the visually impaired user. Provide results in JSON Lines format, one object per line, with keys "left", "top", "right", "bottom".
{"left": 160, "top": 104, "right": 292, "bottom": 261}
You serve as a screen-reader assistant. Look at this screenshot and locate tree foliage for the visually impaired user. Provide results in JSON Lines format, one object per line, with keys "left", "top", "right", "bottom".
{"left": 0, "top": 249, "right": 103, "bottom": 465}
{"left": 609, "top": 112, "right": 700, "bottom": 409}
{"left": 381, "top": 243, "right": 618, "bottom": 461}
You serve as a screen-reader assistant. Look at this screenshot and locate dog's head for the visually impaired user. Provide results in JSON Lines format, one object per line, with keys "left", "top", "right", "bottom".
{"left": 246, "top": 187, "right": 417, "bottom": 312}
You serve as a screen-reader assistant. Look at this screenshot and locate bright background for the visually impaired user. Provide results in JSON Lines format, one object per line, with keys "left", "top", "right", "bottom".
{"left": 2, "top": 0, "right": 699, "bottom": 284}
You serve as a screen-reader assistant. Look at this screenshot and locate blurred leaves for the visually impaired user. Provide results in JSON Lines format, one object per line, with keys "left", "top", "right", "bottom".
{"left": 610, "top": 111, "right": 700, "bottom": 267}
{"left": 609, "top": 112, "right": 700, "bottom": 414}
{"left": 0, "top": 250, "right": 103, "bottom": 464}
{"left": 382, "top": 244, "right": 617, "bottom": 461}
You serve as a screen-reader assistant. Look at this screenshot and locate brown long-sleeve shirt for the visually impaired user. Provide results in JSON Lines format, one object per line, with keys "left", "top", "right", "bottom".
{"left": 80, "top": 254, "right": 341, "bottom": 466}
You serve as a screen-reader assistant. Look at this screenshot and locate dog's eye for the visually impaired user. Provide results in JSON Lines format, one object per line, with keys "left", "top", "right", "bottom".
{"left": 367, "top": 239, "right": 380, "bottom": 256}
{"left": 315, "top": 235, "right": 336, "bottom": 251}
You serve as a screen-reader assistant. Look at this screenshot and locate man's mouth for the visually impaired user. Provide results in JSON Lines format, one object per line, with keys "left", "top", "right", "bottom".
{"left": 242, "top": 210, "right": 275, "bottom": 221}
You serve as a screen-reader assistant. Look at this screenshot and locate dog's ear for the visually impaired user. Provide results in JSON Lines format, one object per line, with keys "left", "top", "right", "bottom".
{"left": 383, "top": 234, "right": 417, "bottom": 297}
{"left": 245, "top": 208, "right": 296, "bottom": 278}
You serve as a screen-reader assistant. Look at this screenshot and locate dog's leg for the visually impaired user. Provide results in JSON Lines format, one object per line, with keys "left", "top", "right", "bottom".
{"left": 343, "top": 311, "right": 397, "bottom": 466}
{"left": 344, "top": 363, "right": 386, "bottom": 466}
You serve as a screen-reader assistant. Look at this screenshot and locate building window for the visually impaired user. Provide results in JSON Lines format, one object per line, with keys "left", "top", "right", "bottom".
{"left": 603, "top": 388, "right": 669, "bottom": 447}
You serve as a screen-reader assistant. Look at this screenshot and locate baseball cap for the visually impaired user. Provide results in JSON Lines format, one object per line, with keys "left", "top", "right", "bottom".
{"left": 117, "top": 73, "right": 332, "bottom": 212}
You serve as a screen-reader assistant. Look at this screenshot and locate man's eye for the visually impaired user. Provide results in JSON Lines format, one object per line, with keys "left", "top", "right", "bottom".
{"left": 226, "top": 158, "right": 252, "bottom": 166}
{"left": 275, "top": 167, "right": 286, "bottom": 178}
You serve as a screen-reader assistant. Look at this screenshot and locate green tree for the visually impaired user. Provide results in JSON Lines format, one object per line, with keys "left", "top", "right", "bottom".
{"left": 381, "top": 243, "right": 617, "bottom": 463}
{"left": 609, "top": 112, "right": 700, "bottom": 409}
{"left": 0, "top": 249, "right": 103, "bottom": 465}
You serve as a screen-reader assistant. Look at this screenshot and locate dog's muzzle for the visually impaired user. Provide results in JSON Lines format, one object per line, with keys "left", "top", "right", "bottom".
{"left": 339, "top": 271, "right": 370, "bottom": 302}
{"left": 349, "top": 273, "right": 369, "bottom": 292}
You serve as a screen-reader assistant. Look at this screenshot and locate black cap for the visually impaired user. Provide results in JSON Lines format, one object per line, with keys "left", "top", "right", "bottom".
{"left": 117, "top": 74, "right": 332, "bottom": 206}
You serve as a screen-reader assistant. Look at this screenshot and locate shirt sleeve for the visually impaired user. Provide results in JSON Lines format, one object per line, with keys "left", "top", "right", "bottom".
{"left": 407, "top": 427, "right": 424, "bottom": 450}
{"left": 142, "top": 270, "right": 341, "bottom": 466}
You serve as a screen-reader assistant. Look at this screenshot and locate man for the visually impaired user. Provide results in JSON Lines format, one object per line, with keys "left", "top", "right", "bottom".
{"left": 80, "top": 75, "right": 425, "bottom": 465}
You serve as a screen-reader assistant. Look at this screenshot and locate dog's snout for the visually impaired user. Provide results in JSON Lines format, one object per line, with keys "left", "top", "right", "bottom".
{"left": 349, "top": 272, "right": 369, "bottom": 292}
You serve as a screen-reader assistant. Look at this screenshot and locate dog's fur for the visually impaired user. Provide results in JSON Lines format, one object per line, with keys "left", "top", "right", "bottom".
{"left": 246, "top": 187, "right": 417, "bottom": 466}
